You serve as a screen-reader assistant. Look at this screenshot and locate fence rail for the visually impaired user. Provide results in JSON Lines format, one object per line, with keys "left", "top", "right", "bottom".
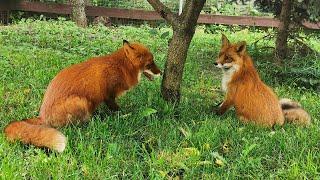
{"left": 2, "top": 1, "right": 320, "bottom": 29}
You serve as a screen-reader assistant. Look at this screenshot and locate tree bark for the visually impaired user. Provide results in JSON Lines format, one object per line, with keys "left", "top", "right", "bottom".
{"left": 70, "top": 0, "right": 87, "bottom": 28}
{"left": 275, "top": 0, "right": 292, "bottom": 60}
{"left": 147, "top": 0, "right": 206, "bottom": 103}
{"left": 161, "top": 29, "right": 194, "bottom": 102}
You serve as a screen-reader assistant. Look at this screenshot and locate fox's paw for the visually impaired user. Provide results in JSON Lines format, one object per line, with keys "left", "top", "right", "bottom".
{"left": 106, "top": 100, "right": 120, "bottom": 112}
{"left": 214, "top": 109, "right": 224, "bottom": 116}
{"left": 109, "top": 105, "right": 120, "bottom": 112}
{"left": 211, "top": 102, "right": 223, "bottom": 115}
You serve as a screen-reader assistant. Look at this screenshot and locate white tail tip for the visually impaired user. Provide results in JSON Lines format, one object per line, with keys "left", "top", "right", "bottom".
{"left": 52, "top": 133, "right": 67, "bottom": 153}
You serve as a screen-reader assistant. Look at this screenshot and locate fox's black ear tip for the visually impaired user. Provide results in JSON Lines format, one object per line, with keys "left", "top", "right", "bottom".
{"left": 123, "top": 40, "right": 129, "bottom": 45}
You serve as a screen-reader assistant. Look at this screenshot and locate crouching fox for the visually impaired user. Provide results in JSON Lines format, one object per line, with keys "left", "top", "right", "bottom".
{"left": 4, "top": 40, "right": 162, "bottom": 152}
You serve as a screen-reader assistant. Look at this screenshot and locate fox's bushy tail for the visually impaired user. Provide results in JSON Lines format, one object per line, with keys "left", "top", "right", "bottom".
{"left": 280, "top": 98, "right": 311, "bottom": 126}
{"left": 4, "top": 118, "right": 66, "bottom": 152}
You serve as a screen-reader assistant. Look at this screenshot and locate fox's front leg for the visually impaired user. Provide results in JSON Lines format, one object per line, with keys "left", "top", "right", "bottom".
{"left": 216, "top": 100, "right": 233, "bottom": 115}
{"left": 105, "top": 83, "right": 129, "bottom": 112}
{"left": 105, "top": 96, "right": 120, "bottom": 112}
{"left": 215, "top": 93, "right": 234, "bottom": 115}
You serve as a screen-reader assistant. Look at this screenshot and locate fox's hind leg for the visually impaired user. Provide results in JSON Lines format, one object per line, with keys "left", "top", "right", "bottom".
{"left": 43, "top": 96, "right": 93, "bottom": 128}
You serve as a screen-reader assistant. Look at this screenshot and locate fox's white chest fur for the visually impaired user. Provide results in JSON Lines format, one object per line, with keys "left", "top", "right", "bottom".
{"left": 221, "top": 65, "right": 239, "bottom": 92}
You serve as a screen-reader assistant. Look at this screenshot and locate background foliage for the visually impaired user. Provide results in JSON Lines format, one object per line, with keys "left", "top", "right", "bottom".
{"left": 255, "top": 0, "right": 320, "bottom": 22}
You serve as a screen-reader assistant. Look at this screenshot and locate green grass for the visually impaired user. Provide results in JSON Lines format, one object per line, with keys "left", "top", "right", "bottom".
{"left": 0, "top": 19, "right": 319, "bottom": 179}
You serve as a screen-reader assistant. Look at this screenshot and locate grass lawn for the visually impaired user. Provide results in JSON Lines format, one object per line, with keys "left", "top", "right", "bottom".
{"left": 0, "top": 19, "right": 319, "bottom": 179}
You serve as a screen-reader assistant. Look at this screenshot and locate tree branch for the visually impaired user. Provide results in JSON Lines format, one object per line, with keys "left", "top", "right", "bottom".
{"left": 147, "top": 0, "right": 179, "bottom": 27}
{"left": 180, "top": 0, "right": 191, "bottom": 19}
{"left": 181, "top": 0, "right": 206, "bottom": 25}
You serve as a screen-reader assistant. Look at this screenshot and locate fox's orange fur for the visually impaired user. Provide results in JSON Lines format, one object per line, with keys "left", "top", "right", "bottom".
{"left": 4, "top": 40, "right": 161, "bottom": 152}
{"left": 215, "top": 34, "right": 310, "bottom": 127}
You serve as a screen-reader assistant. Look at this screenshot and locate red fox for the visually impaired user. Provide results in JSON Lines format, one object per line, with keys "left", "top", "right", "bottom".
{"left": 214, "top": 34, "right": 311, "bottom": 127}
{"left": 4, "top": 40, "right": 161, "bottom": 152}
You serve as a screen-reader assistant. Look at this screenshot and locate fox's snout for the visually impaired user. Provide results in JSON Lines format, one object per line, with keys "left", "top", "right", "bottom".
{"left": 143, "top": 63, "right": 162, "bottom": 81}
{"left": 146, "top": 64, "right": 161, "bottom": 75}
{"left": 150, "top": 66, "right": 162, "bottom": 76}
{"left": 215, "top": 62, "right": 233, "bottom": 70}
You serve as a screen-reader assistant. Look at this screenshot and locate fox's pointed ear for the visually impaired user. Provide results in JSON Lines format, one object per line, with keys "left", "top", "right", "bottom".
{"left": 221, "top": 34, "right": 230, "bottom": 48}
{"left": 123, "top": 40, "right": 134, "bottom": 49}
{"left": 236, "top": 41, "right": 246, "bottom": 55}
{"left": 123, "top": 39, "right": 129, "bottom": 45}
{"left": 123, "top": 40, "right": 137, "bottom": 59}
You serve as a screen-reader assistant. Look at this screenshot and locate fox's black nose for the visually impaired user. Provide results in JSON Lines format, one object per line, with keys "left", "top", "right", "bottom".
{"left": 214, "top": 62, "right": 218, "bottom": 66}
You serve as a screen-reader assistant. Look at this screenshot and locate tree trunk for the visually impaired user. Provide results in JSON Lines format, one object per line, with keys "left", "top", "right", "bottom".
{"left": 147, "top": 0, "right": 206, "bottom": 103}
{"left": 275, "top": 0, "right": 292, "bottom": 60}
{"left": 70, "top": 0, "right": 87, "bottom": 28}
{"left": 161, "top": 27, "right": 194, "bottom": 102}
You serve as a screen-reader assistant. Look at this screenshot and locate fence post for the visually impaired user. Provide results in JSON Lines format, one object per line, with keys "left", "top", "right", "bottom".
{"left": 0, "top": 0, "right": 11, "bottom": 24}
{"left": 179, "top": 0, "right": 184, "bottom": 15}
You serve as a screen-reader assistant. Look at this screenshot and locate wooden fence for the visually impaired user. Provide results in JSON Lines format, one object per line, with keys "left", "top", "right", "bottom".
{"left": 1, "top": 1, "right": 319, "bottom": 29}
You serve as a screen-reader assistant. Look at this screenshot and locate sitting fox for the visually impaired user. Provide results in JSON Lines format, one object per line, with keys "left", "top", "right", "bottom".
{"left": 214, "top": 34, "right": 311, "bottom": 127}
{"left": 4, "top": 40, "right": 161, "bottom": 152}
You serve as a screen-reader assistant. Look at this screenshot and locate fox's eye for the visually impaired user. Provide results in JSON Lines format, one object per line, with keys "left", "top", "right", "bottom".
{"left": 226, "top": 57, "right": 233, "bottom": 63}
{"left": 146, "top": 63, "right": 153, "bottom": 68}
